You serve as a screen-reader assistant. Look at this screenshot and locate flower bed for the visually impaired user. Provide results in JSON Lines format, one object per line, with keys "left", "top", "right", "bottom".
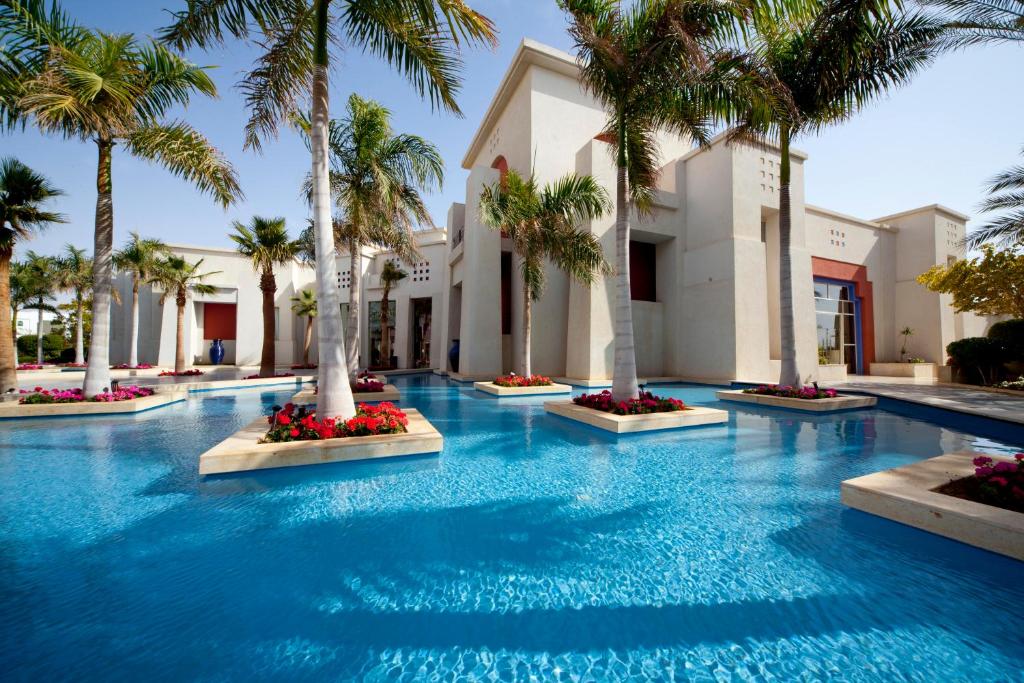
{"left": 261, "top": 402, "right": 407, "bottom": 443}
{"left": 572, "top": 390, "right": 686, "bottom": 415}
{"left": 290, "top": 363, "right": 317, "bottom": 370}
{"left": 16, "top": 364, "right": 44, "bottom": 370}
{"left": 242, "top": 373, "right": 295, "bottom": 380}
{"left": 935, "top": 454, "right": 1024, "bottom": 514}
{"left": 112, "top": 363, "right": 154, "bottom": 369}
{"left": 996, "top": 377, "right": 1024, "bottom": 392}
{"left": 742, "top": 384, "right": 838, "bottom": 400}
{"left": 159, "top": 369, "right": 204, "bottom": 377}
{"left": 61, "top": 362, "right": 86, "bottom": 368}
{"left": 309, "top": 380, "right": 386, "bottom": 395}
{"left": 493, "top": 373, "right": 553, "bottom": 387}
{"left": 19, "top": 385, "right": 155, "bottom": 404}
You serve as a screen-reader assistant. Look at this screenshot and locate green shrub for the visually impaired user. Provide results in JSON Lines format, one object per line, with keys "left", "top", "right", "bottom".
{"left": 16, "top": 333, "right": 67, "bottom": 361}
{"left": 947, "top": 337, "right": 1005, "bottom": 385}
{"left": 988, "top": 319, "right": 1024, "bottom": 362}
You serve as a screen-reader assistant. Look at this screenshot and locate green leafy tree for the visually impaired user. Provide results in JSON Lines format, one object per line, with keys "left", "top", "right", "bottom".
{"left": 113, "top": 232, "right": 168, "bottom": 368}
{"left": 290, "top": 287, "right": 317, "bottom": 367}
{"left": 162, "top": 0, "right": 495, "bottom": 419}
{"left": 53, "top": 244, "right": 91, "bottom": 364}
{"left": 147, "top": 255, "right": 220, "bottom": 375}
{"left": 917, "top": 245, "right": 1024, "bottom": 319}
{"left": 733, "top": 0, "right": 941, "bottom": 385}
{"left": 0, "top": 156, "right": 64, "bottom": 391}
{"left": 229, "top": 216, "right": 301, "bottom": 377}
{"left": 1, "top": 0, "right": 242, "bottom": 395}
{"left": 479, "top": 169, "right": 612, "bottom": 377}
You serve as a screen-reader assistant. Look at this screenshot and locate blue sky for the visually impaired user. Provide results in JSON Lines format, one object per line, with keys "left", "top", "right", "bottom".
{"left": 6, "top": 0, "right": 1024, "bottom": 260}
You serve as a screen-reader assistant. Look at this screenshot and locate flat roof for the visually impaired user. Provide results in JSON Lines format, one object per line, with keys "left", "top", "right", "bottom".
{"left": 806, "top": 204, "right": 896, "bottom": 232}
{"left": 873, "top": 204, "right": 970, "bottom": 223}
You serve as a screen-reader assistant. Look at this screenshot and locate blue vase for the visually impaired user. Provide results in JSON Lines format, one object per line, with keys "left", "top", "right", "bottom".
{"left": 209, "top": 339, "right": 225, "bottom": 365}
{"left": 448, "top": 339, "right": 460, "bottom": 373}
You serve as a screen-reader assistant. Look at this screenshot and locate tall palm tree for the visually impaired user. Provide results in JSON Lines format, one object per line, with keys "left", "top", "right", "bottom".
{"left": 966, "top": 149, "right": 1024, "bottom": 248}
{"left": 299, "top": 93, "right": 444, "bottom": 377}
{"left": 9, "top": 260, "right": 31, "bottom": 344}
{"left": 147, "top": 255, "right": 219, "bottom": 375}
{"left": 22, "top": 250, "right": 56, "bottom": 365}
{"left": 162, "top": 0, "right": 495, "bottom": 419}
{"left": 291, "top": 287, "right": 317, "bottom": 367}
{"left": 479, "top": 169, "right": 612, "bottom": 377}
{"left": 375, "top": 260, "right": 407, "bottom": 369}
{"left": 53, "top": 244, "right": 91, "bottom": 364}
{"left": 920, "top": 0, "right": 1024, "bottom": 45}
{"left": 563, "top": 0, "right": 756, "bottom": 401}
{"left": 0, "top": 156, "right": 64, "bottom": 391}
{"left": 2, "top": 1, "right": 242, "bottom": 396}
{"left": 113, "top": 232, "right": 167, "bottom": 368}
{"left": 734, "top": 0, "right": 942, "bottom": 385}
{"left": 229, "top": 216, "right": 301, "bottom": 377}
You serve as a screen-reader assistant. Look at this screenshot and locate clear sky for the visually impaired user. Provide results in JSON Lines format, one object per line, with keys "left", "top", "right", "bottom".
{"left": 5, "top": 0, "right": 1023, "bottom": 261}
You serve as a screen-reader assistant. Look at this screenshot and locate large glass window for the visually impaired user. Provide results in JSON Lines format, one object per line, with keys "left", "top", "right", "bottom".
{"left": 815, "top": 280, "right": 859, "bottom": 374}
{"left": 368, "top": 300, "right": 396, "bottom": 368}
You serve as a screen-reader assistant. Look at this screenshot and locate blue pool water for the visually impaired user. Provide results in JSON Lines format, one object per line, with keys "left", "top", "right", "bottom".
{"left": 2, "top": 375, "right": 1023, "bottom": 681}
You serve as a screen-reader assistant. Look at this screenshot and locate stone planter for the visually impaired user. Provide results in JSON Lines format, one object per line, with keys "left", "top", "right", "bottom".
{"left": 291, "top": 384, "right": 401, "bottom": 404}
{"left": 544, "top": 401, "right": 728, "bottom": 434}
{"left": 841, "top": 453, "right": 1024, "bottom": 562}
{"left": 473, "top": 381, "right": 573, "bottom": 397}
{"left": 870, "top": 362, "right": 937, "bottom": 379}
{"left": 716, "top": 390, "right": 876, "bottom": 412}
{"left": 815, "top": 364, "right": 848, "bottom": 383}
{"left": 0, "top": 391, "right": 186, "bottom": 419}
{"left": 198, "top": 408, "right": 442, "bottom": 475}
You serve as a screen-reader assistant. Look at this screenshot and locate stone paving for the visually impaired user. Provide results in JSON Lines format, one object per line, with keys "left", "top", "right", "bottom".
{"left": 836, "top": 376, "right": 1024, "bottom": 425}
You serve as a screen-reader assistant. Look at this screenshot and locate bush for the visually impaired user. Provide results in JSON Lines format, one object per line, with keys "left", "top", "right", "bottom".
{"left": 988, "top": 319, "right": 1024, "bottom": 362}
{"left": 947, "top": 337, "right": 1005, "bottom": 385}
{"left": 19, "top": 333, "right": 69, "bottom": 361}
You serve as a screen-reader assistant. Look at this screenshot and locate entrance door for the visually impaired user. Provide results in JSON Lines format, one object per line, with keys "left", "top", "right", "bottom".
{"left": 814, "top": 280, "right": 861, "bottom": 375}
{"left": 411, "top": 298, "right": 432, "bottom": 368}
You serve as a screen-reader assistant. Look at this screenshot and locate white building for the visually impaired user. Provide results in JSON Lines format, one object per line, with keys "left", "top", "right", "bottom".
{"left": 437, "top": 39, "right": 991, "bottom": 384}
{"left": 110, "top": 229, "right": 448, "bottom": 371}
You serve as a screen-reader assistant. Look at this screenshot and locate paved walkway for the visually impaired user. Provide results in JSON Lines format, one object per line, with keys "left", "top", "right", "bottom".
{"left": 836, "top": 377, "right": 1024, "bottom": 425}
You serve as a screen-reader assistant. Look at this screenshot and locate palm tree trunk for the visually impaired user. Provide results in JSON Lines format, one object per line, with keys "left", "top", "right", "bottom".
{"left": 259, "top": 269, "right": 276, "bottom": 377}
{"left": 521, "top": 280, "right": 531, "bottom": 377}
{"left": 83, "top": 136, "right": 115, "bottom": 395}
{"left": 611, "top": 153, "right": 639, "bottom": 402}
{"left": 778, "top": 127, "right": 801, "bottom": 387}
{"left": 346, "top": 239, "right": 360, "bottom": 377}
{"left": 35, "top": 297, "right": 43, "bottom": 365}
{"left": 74, "top": 293, "right": 85, "bottom": 365}
{"left": 0, "top": 249, "right": 17, "bottom": 392}
{"left": 10, "top": 307, "right": 17, "bottom": 345}
{"left": 303, "top": 316, "right": 312, "bottom": 366}
{"left": 311, "top": 0, "right": 355, "bottom": 420}
{"left": 174, "top": 294, "right": 186, "bottom": 375}
{"left": 380, "top": 286, "right": 391, "bottom": 369}
{"left": 128, "top": 278, "right": 140, "bottom": 367}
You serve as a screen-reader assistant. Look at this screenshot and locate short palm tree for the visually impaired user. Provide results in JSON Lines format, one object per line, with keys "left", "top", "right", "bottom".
{"left": 147, "top": 256, "right": 219, "bottom": 375}
{"left": 53, "top": 244, "right": 92, "bottom": 365}
{"left": 376, "top": 261, "right": 407, "bottom": 369}
{"left": 0, "top": 156, "right": 64, "bottom": 391}
{"left": 299, "top": 93, "right": 443, "bottom": 377}
{"left": 920, "top": 0, "right": 1024, "bottom": 45}
{"left": 162, "top": 0, "right": 495, "bottom": 419}
{"left": 964, "top": 148, "right": 1024, "bottom": 248}
{"left": 480, "top": 169, "right": 612, "bottom": 377}
{"left": 2, "top": 1, "right": 242, "bottom": 395}
{"left": 113, "top": 232, "right": 167, "bottom": 368}
{"left": 290, "top": 288, "right": 317, "bottom": 367}
{"left": 734, "top": 1, "right": 941, "bottom": 385}
{"left": 22, "top": 250, "right": 56, "bottom": 365}
{"left": 563, "top": 0, "right": 755, "bottom": 401}
{"left": 229, "top": 216, "right": 300, "bottom": 377}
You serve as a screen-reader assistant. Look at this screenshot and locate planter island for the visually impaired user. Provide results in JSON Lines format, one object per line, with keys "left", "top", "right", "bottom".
{"left": 292, "top": 384, "right": 401, "bottom": 404}
{"left": 841, "top": 453, "right": 1024, "bottom": 562}
{"left": 199, "top": 408, "right": 442, "bottom": 475}
{"left": 0, "top": 390, "right": 186, "bottom": 419}
{"left": 716, "top": 389, "right": 876, "bottom": 413}
{"left": 544, "top": 401, "right": 728, "bottom": 434}
{"left": 474, "top": 381, "right": 573, "bottom": 397}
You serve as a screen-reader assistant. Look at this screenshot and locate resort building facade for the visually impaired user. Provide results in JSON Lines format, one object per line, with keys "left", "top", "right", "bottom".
{"left": 439, "top": 39, "right": 991, "bottom": 383}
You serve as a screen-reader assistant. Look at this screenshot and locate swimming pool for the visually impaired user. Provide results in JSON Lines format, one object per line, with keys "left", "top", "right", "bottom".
{"left": 2, "top": 375, "right": 1023, "bottom": 680}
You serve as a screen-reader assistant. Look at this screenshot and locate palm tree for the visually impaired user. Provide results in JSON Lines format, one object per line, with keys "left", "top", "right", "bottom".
{"left": 291, "top": 287, "right": 317, "bottom": 367}
{"left": 8, "top": 260, "right": 31, "bottom": 343}
{"left": 147, "top": 255, "right": 219, "bottom": 375}
{"left": 375, "top": 261, "right": 407, "bottom": 369}
{"left": 563, "top": 0, "right": 756, "bottom": 401}
{"left": 22, "top": 250, "right": 56, "bottom": 365}
{"left": 299, "top": 93, "right": 444, "bottom": 377}
{"left": 920, "top": 0, "right": 1024, "bottom": 45}
{"left": 162, "top": 0, "right": 495, "bottom": 419}
{"left": 113, "top": 232, "right": 167, "bottom": 368}
{"left": 53, "top": 244, "right": 91, "bottom": 364}
{"left": 2, "top": 1, "right": 242, "bottom": 395}
{"left": 479, "top": 169, "right": 612, "bottom": 377}
{"left": 0, "top": 156, "right": 64, "bottom": 391}
{"left": 963, "top": 148, "right": 1024, "bottom": 248}
{"left": 229, "top": 216, "right": 301, "bottom": 377}
{"left": 733, "top": 1, "right": 941, "bottom": 385}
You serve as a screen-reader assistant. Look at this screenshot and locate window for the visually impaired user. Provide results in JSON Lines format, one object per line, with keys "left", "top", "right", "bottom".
{"left": 815, "top": 280, "right": 859, "bottom": 374}
{"left": 630, "top": 241, "right": 657, "bottom": 302}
